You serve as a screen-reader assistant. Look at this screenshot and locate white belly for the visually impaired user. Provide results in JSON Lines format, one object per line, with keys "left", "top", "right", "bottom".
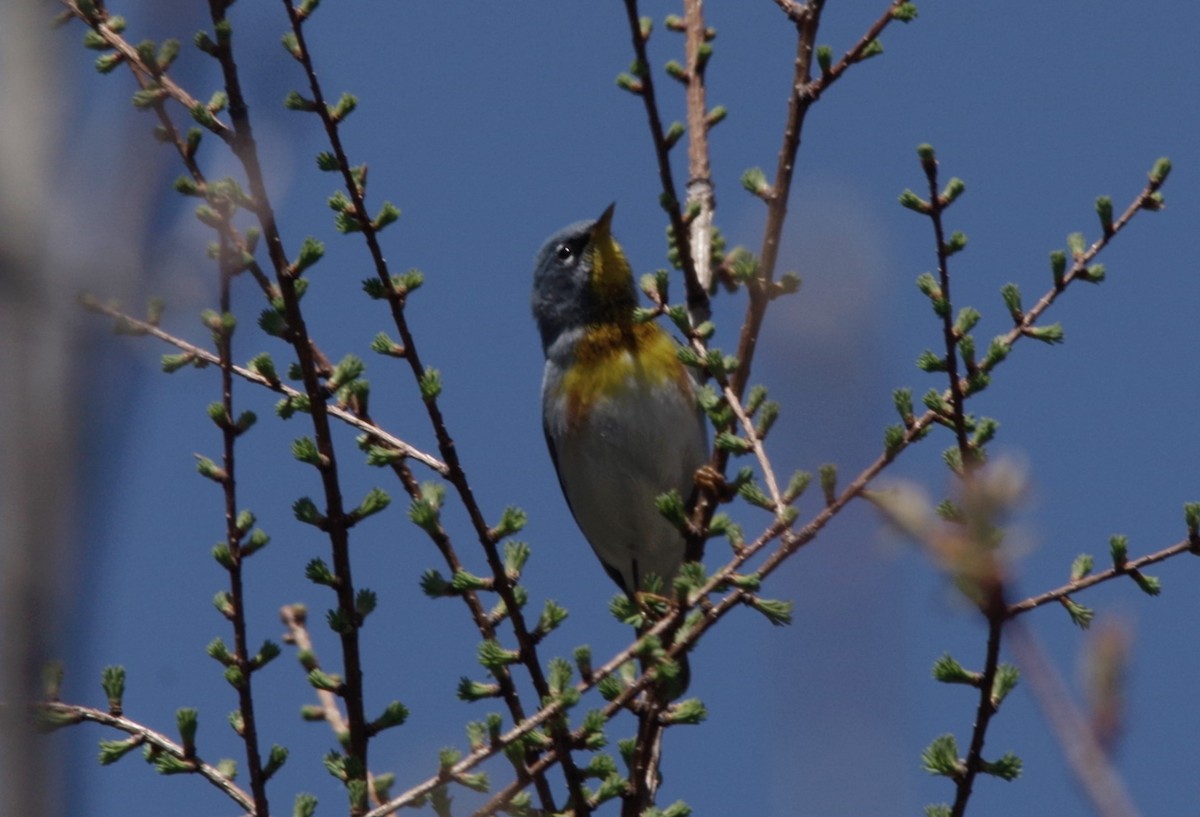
{"left": 543, "top": 361, "right": 708, "bottom": 594}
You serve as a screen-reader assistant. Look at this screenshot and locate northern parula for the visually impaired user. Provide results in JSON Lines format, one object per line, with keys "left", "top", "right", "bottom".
{"left": 532, "top": 204, "right": 708, "bottom": 597}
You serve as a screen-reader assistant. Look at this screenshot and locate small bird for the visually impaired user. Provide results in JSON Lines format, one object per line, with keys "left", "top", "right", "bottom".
{"left": 532, "top": 204, "right": 708, "bottom": 598}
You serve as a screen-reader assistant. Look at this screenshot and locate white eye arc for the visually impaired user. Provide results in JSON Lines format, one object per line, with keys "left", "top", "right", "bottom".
{"left": 555, "top": 244, "right": 574, "bottom": 262}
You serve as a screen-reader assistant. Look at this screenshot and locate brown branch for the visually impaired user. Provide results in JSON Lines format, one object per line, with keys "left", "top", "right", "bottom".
{"left": 213, "top": 222, "right": 271, "bottom": 817}
{"left": 39, "top": 702, "right": 254, "bottom": 813}
{"left": 683, "top": 0, "right": 716, "bottom": 309}
{"left": 281, "top": 5, "right": 580, "bottom": 811}
{"left": 951, "top": 605, "right": 1005, "bottom": 817}
{"left": 204, "top": 2, "right": 371, "bottom": 806}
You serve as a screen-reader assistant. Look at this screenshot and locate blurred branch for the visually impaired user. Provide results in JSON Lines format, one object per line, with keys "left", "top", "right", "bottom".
{"left": 59, "top": 1, "right": 233, "bottom": 141}
{"left": 281, "top": 605, "right": 387, "bottom": 809}
{"left": 79, "top": 299, "right": 449, "bottom": 475}
{"left": 1008, "top": 622, "right": 1140, "bottom": 817}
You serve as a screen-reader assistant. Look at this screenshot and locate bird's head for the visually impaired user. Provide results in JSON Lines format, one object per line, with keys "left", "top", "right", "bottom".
{"left": 531, "top": 203, "right": 636, "bottom": 353}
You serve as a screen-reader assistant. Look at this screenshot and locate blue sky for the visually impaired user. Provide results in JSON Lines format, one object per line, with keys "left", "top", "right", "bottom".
{"left": 43, "top": 2, "right": 1200, "bottom": 816}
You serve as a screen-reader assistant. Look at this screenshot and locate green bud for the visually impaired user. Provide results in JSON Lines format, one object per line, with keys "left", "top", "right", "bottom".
{"left": 292, "top": 497, "right": 325, "bottom": 527}
{"left": 816, "top": 44, "right": 832, "bottom": 74}
{"left": 1066, "top": 231, "right": 1087, "bottom": 259}
{"left": 457, "top": 677, "right": 500, "bottom": 701}
{"left": 1149, "top": 156, "right": 1171, "bottom": 184}
{"left": 327, "top": 92, "right": 357, "bottom": 123}
{"left": 1000, "top": 283, "right": 1023, "bottom": 321}
{"left": 418, "top": 367, "right": 442, "bottom": 400}
{"left": 941, "top": 177, "right": 966, "bottom": 204}
{"left": 898, "top": 189, "right": 930, "bottom": 214}
{"left": 1095, "top": 195, "right": 1114, "bottom": 236}
{"left": 476, "top": 639, "right": 521, "bottom": 670}
{"left": 892, "top": 2, "right": 919, "bottom": 22}
{"left": 1023, "top": 323, "right": 1064, "bottom": 345}
{"left": 370, "top": 701, "right": 409, "bottom": 734}
{"left": 664, "top": 121, "right": 685, "bottom": 150}
{"left": 954, "top": 307, "right": 981, "bottom": 336}
{"left": 984, "top": 336, "right": 1010, "bottom": 368}
{"left": 715, "top": 431, "right": 753, "bottom": 455}
{"left": 991, "top": 663, "right": 1019, "bottom": 707}
{"left": 355, "top": 588, "right": 377, "bottom": 619}
{"left": 491, "top": 506, "right": 528, "bottom": 539}
{"left": 1184, "top": 501, "right": 1200, "bottom": 539}
{"left": 740, "top": 167, "right": 770, "bottom": 199}
{"left": 663, "top": 698, "right": 707, "bottom": 725}
{"left": 307, "top": 668, "right": 343, "bottom": 693}
{"left": 260, "top": 744, "right": 287, "bottom": 781}
{"left": 1130, "top": 570, "right": 1161, "bottom": 596}
{"left": 98, "top": 736, "right": 142, "bottom": 765}
{"left": 749, "top": 596, "right": 793, "bottom": 626}
{"left": 616, "top": 73, "right": 644, "bottom": 94}
{"left": 921, "top": 734, "right": 962, "bottom": 778}
{"left": 916, "top": 350, "right": 947, "bottom": 372}
{"left": 1061, "top": 597, "right": 1094, "bottom": 629}
{"left": 979, "top": 752, "right": 1022, "bottom": 781}
{"left": 101, "top": 665, "right": 126, "bottom": 715}
{"left": 291, "top": 436, "right": 324, "bottom": 466}
{"left": 502, "top": 539, "right": 531, "bottom": 579}
{"left": 932, "top": 653, "right": 980, "bottom": 686}
{"left": 283, "top": 90, "right": 318, "bottom": 112}
{"left": 655, "top": 489, "right": 690, "bottom": 528}
{"left": 195, "top": 455, "right": 227, "bottom": 483}
{"left": 856, "top": 38, "right": 884, "bottom": 62}
{"left": 373, "top": 201, "right": 401, "bottom": 231}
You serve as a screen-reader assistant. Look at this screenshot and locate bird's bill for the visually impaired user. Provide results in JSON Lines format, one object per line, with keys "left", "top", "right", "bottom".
{"left": 588, "top": 203, "right": 631, "bottom": 292}
{"left": 592, "top": 202, "right": 616, "bottom": 242}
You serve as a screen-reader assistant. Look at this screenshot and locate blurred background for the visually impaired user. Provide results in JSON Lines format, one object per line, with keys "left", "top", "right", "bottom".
{"left": 2, "top": 2, "right": 1198, "bottom": 816}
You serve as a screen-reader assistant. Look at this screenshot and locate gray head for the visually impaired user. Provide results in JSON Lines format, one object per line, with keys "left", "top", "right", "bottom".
{"left": 531, "top": 204, "right": 635, "bottom": 353}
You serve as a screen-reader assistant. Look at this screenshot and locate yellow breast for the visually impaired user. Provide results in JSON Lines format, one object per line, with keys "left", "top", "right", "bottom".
{"left": 558, "top": 322, "right": 689, "bottom": 429}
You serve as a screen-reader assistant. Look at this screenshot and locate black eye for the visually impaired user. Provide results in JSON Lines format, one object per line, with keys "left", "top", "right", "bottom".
{"left": 555, "top": 244, "right": 574, "bottom": 262}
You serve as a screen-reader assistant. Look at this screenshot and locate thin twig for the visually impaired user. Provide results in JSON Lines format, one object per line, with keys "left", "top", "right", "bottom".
{"left": 951, "top": 606, "right": 1005, "bottom": 816}
{"left": 621, "top": 0, "right": 709, "bottom": 321}
{"left": 1006, "top": 538, "right": 1195, "bottom": 618}
{"left": 38, "top": 702, "right": 254, "bottom": 813}
{"left": 920, "top": 151, "right": 973, "bottom": 465}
